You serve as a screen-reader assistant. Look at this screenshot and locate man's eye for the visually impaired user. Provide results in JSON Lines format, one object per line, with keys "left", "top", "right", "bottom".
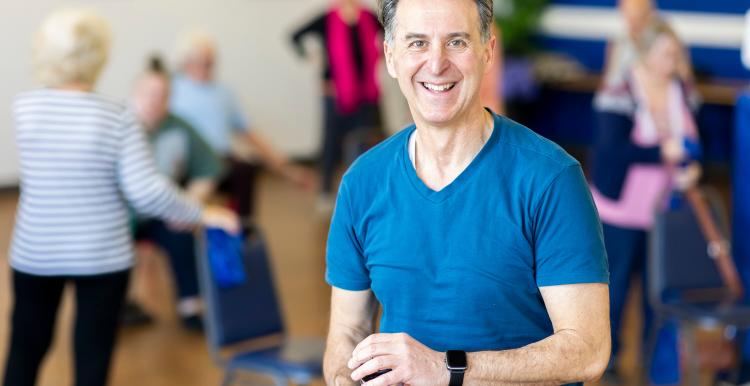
{"left": 448, "top": 39, "right": 467, "bottom": 48}
{"left": 408, "top": 40, "right": 426, "bottom": 49}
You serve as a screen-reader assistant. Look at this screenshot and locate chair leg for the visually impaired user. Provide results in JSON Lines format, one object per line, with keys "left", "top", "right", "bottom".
{"left": 683, "top": 323, "right": 701, "bottom": 386}
{"left": 645, "top": 315, "right": 663, "bottom": 384}
{"left": 221, "top": 369, "right": 237, "bottom": 386}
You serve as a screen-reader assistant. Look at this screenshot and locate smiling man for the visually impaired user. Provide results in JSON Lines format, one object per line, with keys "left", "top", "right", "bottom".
{"left": 323, "top": 1, "right": 611, "bottom": 385}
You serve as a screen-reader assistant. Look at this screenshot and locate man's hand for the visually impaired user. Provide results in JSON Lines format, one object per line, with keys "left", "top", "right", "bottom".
{"left": 348, "top": 333, "right": 449, "bottom": 386}
{"left": 282, "top": 163, "right": 318, "bottom": 192}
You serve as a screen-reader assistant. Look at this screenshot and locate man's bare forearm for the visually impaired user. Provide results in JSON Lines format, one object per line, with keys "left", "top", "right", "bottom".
{"left": 324, "top": 289, "right": 379, "bottom": 386}
{"left": 324, "top": 323, "right": 372, "bottom": 386}
{"left": 463, "top": 329, "right": 610, "bottom": 386}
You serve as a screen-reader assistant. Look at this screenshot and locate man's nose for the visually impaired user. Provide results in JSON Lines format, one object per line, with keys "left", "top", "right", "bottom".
{"left": 426, "top": 44, "right": 449, "bottom": 75}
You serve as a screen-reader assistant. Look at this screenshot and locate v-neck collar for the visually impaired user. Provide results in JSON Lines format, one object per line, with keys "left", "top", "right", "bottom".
{"left": 401, "top": 111, "right": 502, "bottom": 204}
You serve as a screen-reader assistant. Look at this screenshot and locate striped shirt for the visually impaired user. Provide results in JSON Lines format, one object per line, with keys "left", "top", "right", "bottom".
{"left": 10, "top": 89, "right": 202, "bottom": 276}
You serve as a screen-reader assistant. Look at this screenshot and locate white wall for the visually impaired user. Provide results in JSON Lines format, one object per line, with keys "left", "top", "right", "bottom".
{"left": 0, "top": 0, "right": 408, "bottom": 187}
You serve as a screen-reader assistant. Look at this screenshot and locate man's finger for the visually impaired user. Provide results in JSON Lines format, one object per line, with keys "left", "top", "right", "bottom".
{"left": 349, "top": 334, "right": 400, "bottom": 370}
{"left": 350, "top": 354, "right": 398, "bottom": 382}
{"left": 364, "top": 366, "right": 404, "bottom": 386}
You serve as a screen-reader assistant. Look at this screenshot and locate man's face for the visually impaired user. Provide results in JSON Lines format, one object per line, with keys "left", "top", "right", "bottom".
{"left": 132, "top": 73, "right": 170, "bottom": 131}
{"left": 184, "top": 45, "right": 215, "bottom": 83}
{"left": 383, "top": 0, "right": 494, "bottom": 127}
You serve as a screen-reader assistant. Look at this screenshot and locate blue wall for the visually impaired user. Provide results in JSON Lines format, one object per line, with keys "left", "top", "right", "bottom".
{"left": 549, "top": 0, "right": 748, "bottom": 14}
{"left": 542, "top": 1, "right": 749, "bottom": 79}
{"left": 530, "top": 1, "right": 746, "bottom": 163}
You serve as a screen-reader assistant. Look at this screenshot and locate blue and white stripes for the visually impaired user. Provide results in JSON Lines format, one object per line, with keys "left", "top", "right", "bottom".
{"left": 10, "top": 89, "right": 202, "bottom": 276}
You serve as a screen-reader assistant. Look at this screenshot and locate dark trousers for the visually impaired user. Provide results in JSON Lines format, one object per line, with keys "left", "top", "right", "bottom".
{"left": 135, "top": 219, "right": 198, "bottom": 299}
{"left": 3, "top": 269, "right": 130, "bottom": 386}
{"left": 604, "top": 222, "right": 680, "bottom": 384}
{"left": 218, "top": 156, "right": 260, "bottom": 219}
{"left": 321, "top": 97, "right": 381, "bottom": 193}
{"left": 604, "top": 222, "right": 652, "bottom": 360}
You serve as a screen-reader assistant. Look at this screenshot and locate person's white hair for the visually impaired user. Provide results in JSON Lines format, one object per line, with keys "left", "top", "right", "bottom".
{"left": 174, "top": 29, "right": 216, "bottom": 66}
{"left": 33, "top": 9, "right": 111, "bottom": 87}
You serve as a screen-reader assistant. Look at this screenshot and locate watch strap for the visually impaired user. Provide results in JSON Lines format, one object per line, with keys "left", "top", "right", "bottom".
{"left": 449, "top": 369, "right": 464, "bottom": 386}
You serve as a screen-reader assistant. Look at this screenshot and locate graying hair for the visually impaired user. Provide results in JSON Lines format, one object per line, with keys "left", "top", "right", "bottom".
{"left": 377, "top": 0, "right": 494, "bottom": 43}
{"left": 33, "top": 9, "right": 111, "bottom": 87}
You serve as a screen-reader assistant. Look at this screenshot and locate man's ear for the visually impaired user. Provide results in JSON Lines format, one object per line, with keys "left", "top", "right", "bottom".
{"left": 483, "top": 34, "right": 496, "bottom": 75}
{"left": 384, "top": 40, "right": 397, "bottom": 79}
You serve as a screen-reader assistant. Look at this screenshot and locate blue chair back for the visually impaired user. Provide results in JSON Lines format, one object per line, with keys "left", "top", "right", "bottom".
{"left": 198, "top": 225, "right": 285, "bottom": 351}
{"left": 649, "top": 190, "right": 728, "bottom": 306}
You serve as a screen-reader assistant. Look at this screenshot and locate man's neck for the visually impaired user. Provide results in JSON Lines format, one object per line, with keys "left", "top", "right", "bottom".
{"left": 183, "top": 72, "right": 212, "bottom": 85}
{"left": 413, "top": 106, "right": 493, "bottom": 191}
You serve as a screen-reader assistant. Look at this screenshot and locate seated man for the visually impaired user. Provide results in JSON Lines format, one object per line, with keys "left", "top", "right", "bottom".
{"left": 126, "top": 58, "right": 224, "bottom": 330}
{"left": 324, "top": 1, "right": 611, "bottom": 385}
{"left": 171, "top": 31, "right": 314, "bottom": 219}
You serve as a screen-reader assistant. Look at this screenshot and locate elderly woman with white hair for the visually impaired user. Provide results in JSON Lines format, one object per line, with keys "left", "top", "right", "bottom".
{"left": 3, "top": 10, "right": 238, "bottom": 386}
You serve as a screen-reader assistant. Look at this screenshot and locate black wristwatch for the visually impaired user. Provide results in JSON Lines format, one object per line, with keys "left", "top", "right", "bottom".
{"left": 445, "top": 350, "right": 467, "bottom": 386}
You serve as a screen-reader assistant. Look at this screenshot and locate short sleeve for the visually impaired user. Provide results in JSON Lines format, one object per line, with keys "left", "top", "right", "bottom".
{"left": 325, "top": 180, "right": 371, "bottom": 291}
{"left": 534, "top": 165, "right": 609, "bottom": 287}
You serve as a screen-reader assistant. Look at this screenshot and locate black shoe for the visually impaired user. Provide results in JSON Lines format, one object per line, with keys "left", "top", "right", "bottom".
{"left": 181, "top": 315, "right": 204, "bottom": 332}
{"left": 121, "top": 302, "right": 154, "bottom": 327}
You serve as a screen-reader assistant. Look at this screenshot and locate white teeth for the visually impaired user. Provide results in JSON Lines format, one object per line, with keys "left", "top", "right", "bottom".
{"left": 422, "top": 82, "right": 455, "bottom": 92}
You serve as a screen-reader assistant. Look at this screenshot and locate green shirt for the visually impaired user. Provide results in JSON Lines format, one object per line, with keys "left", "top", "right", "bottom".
{"left": 149, "top": 113, "right": 224, "bottom": 182}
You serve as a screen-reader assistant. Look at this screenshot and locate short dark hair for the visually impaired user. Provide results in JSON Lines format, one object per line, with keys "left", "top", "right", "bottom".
{"left": 377, "top": 0, "right": 493, "bottom": 43}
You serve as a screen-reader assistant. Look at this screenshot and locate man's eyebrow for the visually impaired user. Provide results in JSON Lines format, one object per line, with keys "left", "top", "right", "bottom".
{"left": 446, "top": 32, "right": 471, "bottom": 39}
{"left": 402, "top": 32, "right": 472, "bottom": 40}
{"left": 404, "top": 33, "right": 428, "bottom": 40}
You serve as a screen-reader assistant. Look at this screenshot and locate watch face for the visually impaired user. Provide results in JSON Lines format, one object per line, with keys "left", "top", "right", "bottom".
{"left": 446, "top": 350, "right": 467, "bottom": 370}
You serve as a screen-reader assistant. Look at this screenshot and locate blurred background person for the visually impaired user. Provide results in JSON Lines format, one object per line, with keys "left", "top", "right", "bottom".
{"left": 602, "top": 0, "right": 695, "bottom": 92}
{"left": 123, "top": 57, "right": 224, "bottom": 331}
{"left": 2, "top": 9, "right": 237, "bottom": 386}
{"left": 591, "top": 19, "right": 702, "bottom": 385}
{"left": 290, "top": 0, "right": 383, "bottom": 210}
{"left": 171, "top": 31, "right": 315, "bottom": 220}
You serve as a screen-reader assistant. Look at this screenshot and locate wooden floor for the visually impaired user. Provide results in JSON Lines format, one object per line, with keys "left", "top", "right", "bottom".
{"left": 0, "top": 175, "right": 330, "bottom": 386}
{"left": 0, "top": 173, "right": 670, "bottom": 386}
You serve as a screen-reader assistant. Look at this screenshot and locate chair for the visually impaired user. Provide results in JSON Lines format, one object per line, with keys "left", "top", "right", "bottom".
{"left": 196, "top": 224, "right": 325, "bottom": 386}
{"left": 648, "top": 188, "right": 750, "bottom": 385}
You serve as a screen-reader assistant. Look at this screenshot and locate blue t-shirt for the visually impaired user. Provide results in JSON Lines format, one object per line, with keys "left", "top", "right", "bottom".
{"left": 170, "top": 74, "right": 249, "bottom": 155}
{"left": 326, "top": 113, "right": 609, "bottom": 373}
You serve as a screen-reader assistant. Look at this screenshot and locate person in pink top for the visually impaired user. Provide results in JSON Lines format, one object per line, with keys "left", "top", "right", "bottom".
{"left": 590, "top": 19, "right": 701, "bottom": 384}
{"left": 291, "top": 0, "right": 384, "bottom": 207}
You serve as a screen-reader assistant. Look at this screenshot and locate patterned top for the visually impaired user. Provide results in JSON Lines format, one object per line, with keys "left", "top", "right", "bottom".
{"left": 10, "top": 89, "right": 202, "bottom": 276}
